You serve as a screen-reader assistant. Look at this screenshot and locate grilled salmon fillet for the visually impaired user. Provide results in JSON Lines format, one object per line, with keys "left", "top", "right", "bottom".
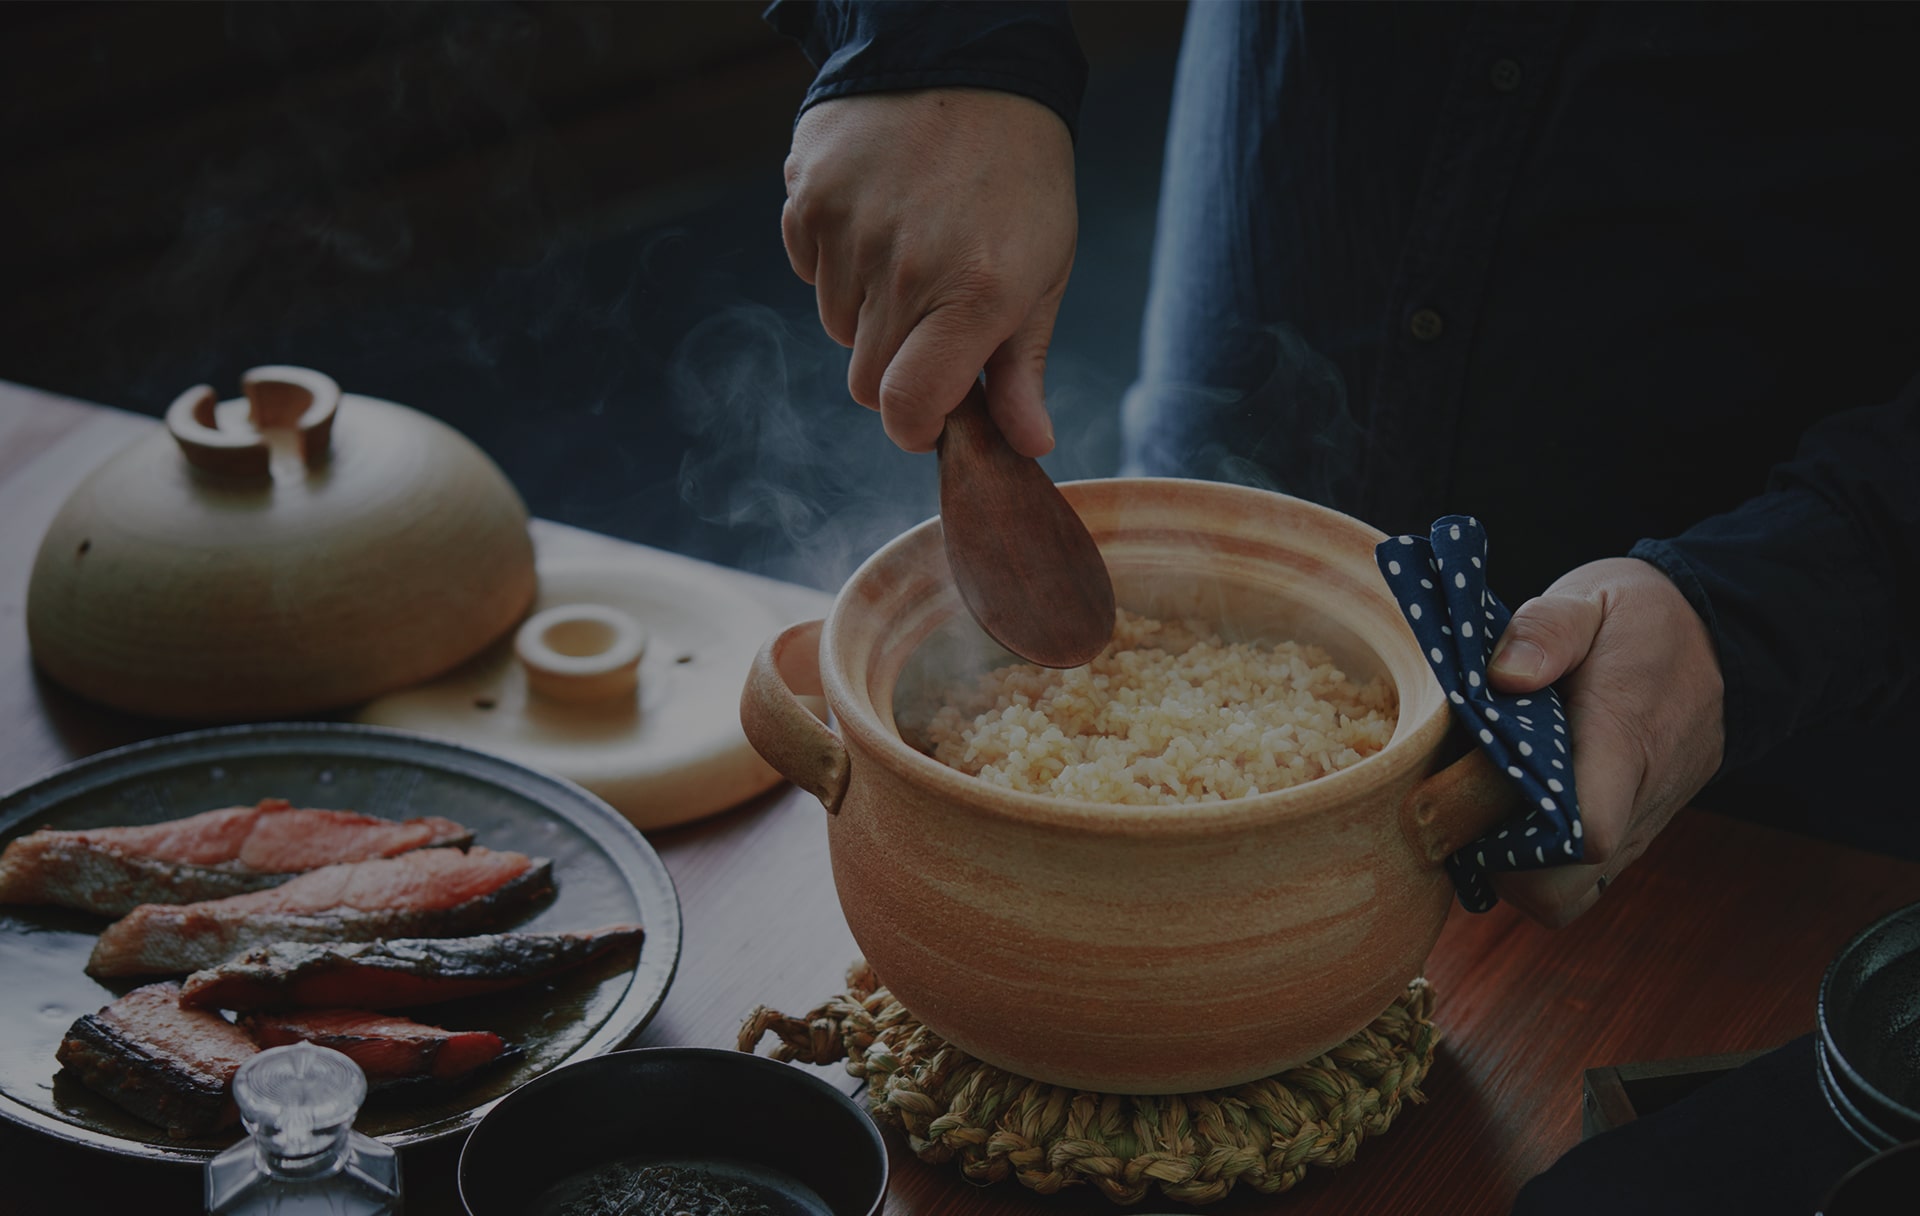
{"left": 180, "top": 924, "right": 645, "bottom": 1011}
{"left": 241, "top": 1009, "right": 506, "bottom": 1083}
{"left": 87, "top": 848, "right": 554, "bottom": 978}
{"left": 55, "top": 982, "right": 257, "bottom": 1138}
{"left": 0, "top": 798, "right": 472, "bottom": 916}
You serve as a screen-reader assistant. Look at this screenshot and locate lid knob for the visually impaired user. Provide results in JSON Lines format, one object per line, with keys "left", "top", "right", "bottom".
{"left": 166, "top": 366, "right": 340, "bottom": 479}
{"left": 515, "top": 603, "right": 648, "bottom": 703}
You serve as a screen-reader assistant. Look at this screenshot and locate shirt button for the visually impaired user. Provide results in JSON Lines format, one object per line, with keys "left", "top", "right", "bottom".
{"left": 1409, "top": 309, "right": 1445, "bottom": 342}
{"left": 1490, "top": 58, "right": 1523, "bottom": 93}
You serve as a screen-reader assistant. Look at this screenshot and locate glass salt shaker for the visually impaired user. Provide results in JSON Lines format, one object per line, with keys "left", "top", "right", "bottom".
{"left": 205, "top": 1041, "right": 402, "bottom": 1216}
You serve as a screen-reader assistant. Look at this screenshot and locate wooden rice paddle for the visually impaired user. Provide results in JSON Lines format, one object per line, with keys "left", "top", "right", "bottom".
{"left": 936, "top": 380, "right": 1116, "bottom": 668}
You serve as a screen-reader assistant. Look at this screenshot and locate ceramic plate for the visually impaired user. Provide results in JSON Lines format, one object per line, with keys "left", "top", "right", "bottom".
{"left": 0, "top": 723, "right": 681, "bottom": 1164}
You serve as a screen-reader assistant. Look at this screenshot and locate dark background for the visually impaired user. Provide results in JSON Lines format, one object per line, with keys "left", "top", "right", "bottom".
{"left": 0, "top": 1, "right": 1185, "bottom": 590}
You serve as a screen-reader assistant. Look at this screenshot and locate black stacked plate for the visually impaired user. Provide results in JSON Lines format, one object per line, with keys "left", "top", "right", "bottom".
{"left": 1817, "top": 900, "right": 1920, "bottom": 1151}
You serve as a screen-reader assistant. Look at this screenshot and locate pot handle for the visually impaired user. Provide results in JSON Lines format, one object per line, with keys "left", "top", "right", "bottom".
{"left": 740, "top": 620, "right": 849, "bottom": 815}
{"left": 1400, "top": 744, "right": 1525, "bottom": 865}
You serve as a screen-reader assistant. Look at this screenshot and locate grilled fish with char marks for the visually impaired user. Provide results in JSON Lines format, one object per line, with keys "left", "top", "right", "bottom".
{"left": 0, "top": 798, "right": 472, "bottom": 916}
{"left": 180, "top": 924, "right": 645, "bottom": 1011}
{"left": 55, "top": 982, "right": 258, "bottom": 1139}
{"left": 241, "top": 1009, "right": 507, "bottom": 1085}
{"left": 87, "top": 847, "right": 554, "bottom": 978}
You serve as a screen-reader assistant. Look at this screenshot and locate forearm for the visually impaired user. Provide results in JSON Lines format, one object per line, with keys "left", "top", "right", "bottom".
{"left": 1630, "top": 375, "right": 1920, "bottom": 774}
{"left": 763, "top": 0, "right": 1089, "bottom": 137}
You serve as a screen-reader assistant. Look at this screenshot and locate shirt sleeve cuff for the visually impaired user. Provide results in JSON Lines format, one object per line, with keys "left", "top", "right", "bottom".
{"left": 1627, "top": 536, "right": 1749, "bottom": 781}
{"left": 1627, "top": 374, "right": 1920, "bottom": 777}
{"left": 764, "top": 1, "right": 1089, "bottom": 140}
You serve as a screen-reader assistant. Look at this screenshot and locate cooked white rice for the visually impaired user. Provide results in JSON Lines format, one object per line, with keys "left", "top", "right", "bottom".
{"left": 924, "top": 610, "right": 1397, "bottom": 804}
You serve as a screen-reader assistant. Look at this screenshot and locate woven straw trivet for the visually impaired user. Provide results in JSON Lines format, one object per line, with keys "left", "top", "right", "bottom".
{"left": 739, "top": 962, "right": 1438, "bottom": 1204}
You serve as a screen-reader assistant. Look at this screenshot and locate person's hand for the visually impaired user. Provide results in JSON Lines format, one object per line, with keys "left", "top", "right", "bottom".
{"left": 1486, "top": 557, "right": 1726, "bottom": 926}
{"left": 781, "top": 88, "right": 1077, "bottom": 456}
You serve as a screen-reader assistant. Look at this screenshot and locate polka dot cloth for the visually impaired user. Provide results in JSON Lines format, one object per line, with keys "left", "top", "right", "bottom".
{"left": 1374, "top": 515, "right": 1584, "bottom": 912}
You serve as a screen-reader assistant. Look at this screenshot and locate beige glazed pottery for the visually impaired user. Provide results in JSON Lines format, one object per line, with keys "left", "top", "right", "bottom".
{"left": 742, "top": 478, "right": 1513, "bottom": 1095}
{"left": 356, "top": 556, "right": 794, "bottom": 831}
{"left": 27, "top": 367, "right": 536, "bottom": 721}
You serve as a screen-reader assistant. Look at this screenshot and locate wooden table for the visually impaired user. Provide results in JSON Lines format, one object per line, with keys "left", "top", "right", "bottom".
{"left": 3, "top": 381, "right": 1918, "bottom": 1216}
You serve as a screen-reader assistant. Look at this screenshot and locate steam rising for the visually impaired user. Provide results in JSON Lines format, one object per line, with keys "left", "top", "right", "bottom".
{"left": 668, "top": 304, "right": 939, "bottom": 592}
{"left": 1121, "top": 322, "right": 1361, "bottom": 510}
{"left": 32, "top": 4, "right": 1166, "bottom": 608}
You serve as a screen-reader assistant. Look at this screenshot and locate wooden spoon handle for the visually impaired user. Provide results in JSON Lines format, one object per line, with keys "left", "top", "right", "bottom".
{"left": 939, "top": 382, "right": 1003, "bottom": 466}
{"left": 937, "top": 381, "right": 1115, "bottom": 668}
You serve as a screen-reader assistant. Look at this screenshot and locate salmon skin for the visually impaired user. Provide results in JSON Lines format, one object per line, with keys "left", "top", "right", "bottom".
{"left": 242, "top": 1009, "right": 507, "bottom": 1084}
{"left": 180, "top": 924, "right": 645, "bottom": 1012}
{"left": 55, "top": 982, "right": 257, "bottom": 1139}
{"left": 87, "top": 848, "right": 554, "bottom": 978}
{"left": 0, "top": 798, "right": 472, "bottom": 917}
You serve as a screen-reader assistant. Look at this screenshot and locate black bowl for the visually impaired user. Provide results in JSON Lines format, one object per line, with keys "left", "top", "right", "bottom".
{"left": 458, "top": 1047, "right": 886, "bottom": 1216}
{"left": 1821, "top": 1032, "right": 1920, "bottom": 1150}
{"left": 1819, "top": 902, "right": 1920, "bottom": 1147}
{"left": 1819, "top": 1140, "right": 1920, "bottom": 1216}
{"left": 1817, "top": 1036, "right": 1902, "bottom": 1153}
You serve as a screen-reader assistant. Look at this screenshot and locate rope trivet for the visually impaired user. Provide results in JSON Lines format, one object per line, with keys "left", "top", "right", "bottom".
{"left": 738, "top": 962, "right": 1438, "bottom": 1204}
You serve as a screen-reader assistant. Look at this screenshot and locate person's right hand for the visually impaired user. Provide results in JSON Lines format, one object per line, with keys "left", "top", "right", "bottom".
{"left": 781, "top": 88, "right": 1078, "bottom": 457}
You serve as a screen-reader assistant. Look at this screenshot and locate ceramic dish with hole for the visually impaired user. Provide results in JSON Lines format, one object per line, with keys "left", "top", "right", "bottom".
{"left": 0, "top": 723, "right": 681, "bottom": 1164}
{"left": 457, "top": 1047, "right": 887, "bottom": 1216}
{"left": 1818, "top": 900, "right": 1920, "bottom": 1152}
{"left": 358, "top": 558, "right": 797, "bottom": 830}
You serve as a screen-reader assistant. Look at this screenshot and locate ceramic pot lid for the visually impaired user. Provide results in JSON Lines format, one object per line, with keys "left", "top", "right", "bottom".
{"left": 25, "top": 367, "right": 535, "bottom": 721}
{"left": 355, "top": 557, "right": 791, "bottom": 831}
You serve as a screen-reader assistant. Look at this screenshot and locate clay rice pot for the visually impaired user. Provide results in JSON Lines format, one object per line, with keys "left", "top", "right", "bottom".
{"left": 742, "top": 478, "right": 1507, "bottom": 1094}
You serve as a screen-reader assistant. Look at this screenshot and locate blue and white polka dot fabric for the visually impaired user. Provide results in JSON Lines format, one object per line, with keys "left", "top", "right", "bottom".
{"left": 1374, "top": 516, "right": 1583, "bottom": 912}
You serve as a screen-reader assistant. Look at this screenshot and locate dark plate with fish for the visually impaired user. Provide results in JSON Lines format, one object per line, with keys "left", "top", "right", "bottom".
{"left": 0, "top": 722, "right": 681, "bottom": 1164}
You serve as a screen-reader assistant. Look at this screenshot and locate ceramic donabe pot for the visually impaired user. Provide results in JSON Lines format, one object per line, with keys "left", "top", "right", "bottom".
{"left": 743, "top": 479, "right": 1509, "bottom": 1094}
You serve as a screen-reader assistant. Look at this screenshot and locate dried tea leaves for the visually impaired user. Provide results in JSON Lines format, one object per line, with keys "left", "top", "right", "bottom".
{"left": 547, "top": 1163, "right": 781, "bottom": 1216}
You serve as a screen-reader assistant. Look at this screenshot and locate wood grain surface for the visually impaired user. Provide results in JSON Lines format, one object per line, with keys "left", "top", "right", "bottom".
{"left": 4, "top": 382, "right": 1919, "bottom": 1216}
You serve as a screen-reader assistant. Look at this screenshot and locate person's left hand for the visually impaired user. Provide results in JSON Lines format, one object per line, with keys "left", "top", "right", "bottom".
{"left": 1485, "top": 557, "right": 1726, "bottom": 926}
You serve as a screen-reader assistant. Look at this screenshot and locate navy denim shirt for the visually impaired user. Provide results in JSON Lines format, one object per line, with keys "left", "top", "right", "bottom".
{"left": 765, "top": 0, "right": 1087, "bottom": 138}
{"left": 767, "top": 1, "right": 1920, "bottom": 851}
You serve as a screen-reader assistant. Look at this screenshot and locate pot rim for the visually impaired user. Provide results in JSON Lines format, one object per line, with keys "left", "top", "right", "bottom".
{"left": 821, "top": 476, "right": 1453, "bottom": 838}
